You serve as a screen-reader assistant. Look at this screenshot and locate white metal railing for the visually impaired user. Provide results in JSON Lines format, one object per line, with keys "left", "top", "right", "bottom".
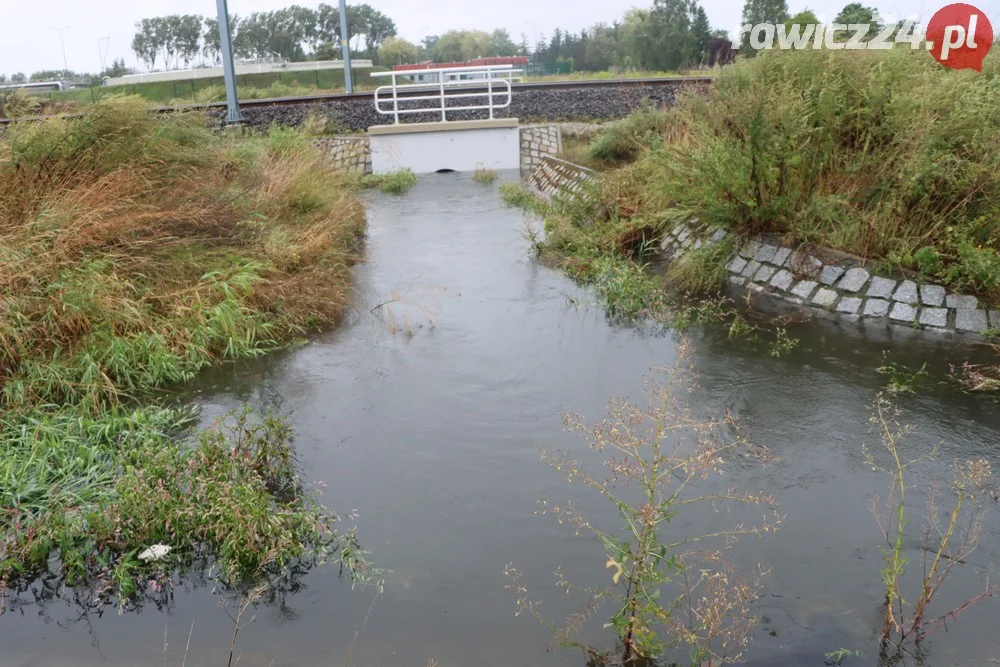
{"left": 371, "top": 64, "right": 523, "bottom": 124}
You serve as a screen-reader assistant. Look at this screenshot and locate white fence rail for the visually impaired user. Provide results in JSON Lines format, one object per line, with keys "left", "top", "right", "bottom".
{"left": 371, "top": 65, "right": 523, "bottom": 124}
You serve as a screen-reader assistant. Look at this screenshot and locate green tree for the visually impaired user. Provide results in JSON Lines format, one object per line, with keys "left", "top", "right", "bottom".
{"left": 460, "top": 30, "right": 492, "bottom": 60}
{"left": 131, "top": 21, "right": 159, "bottom": 71}
{"left": 691, "top": 5, "right": 712, "bottom": 63}
{"left": 378, "top": 36, "right": 419, "bottom": 65}
{"left": 740, "top": 0, "right": 790, "bottom": 53}
{"left": 585, "top": 23, "right": 618, "bottom": 70}
{"left": 175, "top": 14, "right": 203, "bottom": 66}
{"left": 489, "top": 28, "right": 519, "bottom": 57}
{"left": 834, "top": 3, "right": 879, "bottom": 41}
{"left": 782, "top": 9, "right": 820, "bottom": 47}
{"left": 431, "top": 31, "right": 464, "bottom": 61}
{"left": 103, "top": 58, "right": 130, "bottom": 78}
{"left": 617, "top": 9, "right": 649, "bottom": 69}
{"left": 10, "top": 73, "right": 26, "bottom": 83}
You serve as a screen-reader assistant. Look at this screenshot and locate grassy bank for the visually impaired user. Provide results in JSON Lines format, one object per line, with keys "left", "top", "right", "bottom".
{"left": 42, "top": 67, "right": 384, "bottom": 107}
{"left": 571, "top": 49, "right": 1000, "bottom": 304}
{"left": 0, "top": 96, "right": 368, "bottom": 601}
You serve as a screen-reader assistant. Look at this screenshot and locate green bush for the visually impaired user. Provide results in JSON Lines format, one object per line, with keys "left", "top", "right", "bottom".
{"left": 587, "top": 105, "right": 669, "bottom": 167}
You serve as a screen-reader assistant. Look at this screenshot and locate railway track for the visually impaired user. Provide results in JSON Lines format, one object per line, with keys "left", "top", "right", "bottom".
{"left": 0, "top": 76, "right": 716, "bottom": 124}
{"left": 156, "top": 75, "right": 716, "bottom": 112}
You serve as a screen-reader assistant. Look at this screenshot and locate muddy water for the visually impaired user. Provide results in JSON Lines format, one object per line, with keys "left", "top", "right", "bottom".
{"left": 4, "top": 172, "right": 1000, "bottom": 667}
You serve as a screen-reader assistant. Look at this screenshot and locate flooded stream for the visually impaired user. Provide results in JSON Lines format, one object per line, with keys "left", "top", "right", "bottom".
{"left": 4, "top": 172, "right": 1000, "bottom": 667}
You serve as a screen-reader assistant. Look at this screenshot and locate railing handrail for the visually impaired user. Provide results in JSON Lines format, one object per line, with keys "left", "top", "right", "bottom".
{"left": 373, "top": 65, "right": 521, "bottom": 124}
{"left": 370, "top": 64, "right": 516, "bottom": 77}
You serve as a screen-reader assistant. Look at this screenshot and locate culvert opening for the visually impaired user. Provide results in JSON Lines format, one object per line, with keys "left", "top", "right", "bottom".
{"left": 435, "top": 168, "right": 456, "bottom": 174}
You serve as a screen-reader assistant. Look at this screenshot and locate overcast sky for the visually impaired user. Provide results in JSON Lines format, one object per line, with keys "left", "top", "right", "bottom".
{"left": 2, "top": 0, "right": 999, "bottom": 75}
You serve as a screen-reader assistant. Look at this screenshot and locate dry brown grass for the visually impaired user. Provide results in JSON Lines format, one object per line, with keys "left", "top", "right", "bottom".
{"left": 0, "top": 96, "right": 365, "bottom": 410}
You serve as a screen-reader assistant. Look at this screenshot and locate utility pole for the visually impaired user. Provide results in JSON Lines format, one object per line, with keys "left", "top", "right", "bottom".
{"left": 338, "top": 0, "right": 353, "bottom": 92}
{"left": 98, "top": 36, "right": 110, "bottom": 75}
{"left": 215, "top": 0, "right": 243, "bottom": 124}
{"left": 50, "top": 26, "right": 70, "bottom": 77}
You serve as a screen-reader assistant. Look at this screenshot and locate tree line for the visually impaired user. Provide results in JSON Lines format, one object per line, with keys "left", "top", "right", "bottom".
{"left": 130, "top": 4, "right": 396, "bottom": 71}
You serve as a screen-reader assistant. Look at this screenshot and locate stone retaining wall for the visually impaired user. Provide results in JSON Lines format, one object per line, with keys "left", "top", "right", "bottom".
{"left": 527, "top": 154, "right": 596, "bottom": 198}
{"left": 662, "top": 221, "right": 997, "bottom": 337}
{"left": 528, "top": 158, "right": 998, "bottom": 339}
{"left": 313, "top": 136, "right": 371, "bottom": 174}
{"left": 519, "top": 125, "right": 562, "bottom": 173}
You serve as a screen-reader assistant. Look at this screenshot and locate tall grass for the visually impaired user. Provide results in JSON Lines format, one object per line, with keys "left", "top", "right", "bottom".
{"left": 0, "top": 96, "right": 368, "bottom": 600}
{"left": 585, "top": 49, "right": 1000, "bottom": 302}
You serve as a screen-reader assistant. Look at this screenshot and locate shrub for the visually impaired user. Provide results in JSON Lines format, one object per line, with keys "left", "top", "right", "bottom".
{"left": 587, "top": 105, "right": 670, "bottom": 168}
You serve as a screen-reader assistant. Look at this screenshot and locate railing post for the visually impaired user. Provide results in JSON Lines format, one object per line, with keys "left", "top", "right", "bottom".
{"left": 391, "top": 72, "right": 399, "bottom": 124}
{"left": 487, "top": 69, "right": 494, "bottom": 120}
{"left": 439, "top": 70, "right": 446, "bottom": 122}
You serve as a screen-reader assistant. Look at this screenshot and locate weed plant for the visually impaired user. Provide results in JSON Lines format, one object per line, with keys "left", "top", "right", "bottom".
{"left": 472, "top": 164, "right": 499, "bottom": 185}
{"left": 360, "top": 169, "right": 417, "bottom": 194}
{"left": 506, "top": 343, "right": 779, "bottom": 665}
{"left": 864, "top": 395, "right": 999, "bottom": 660}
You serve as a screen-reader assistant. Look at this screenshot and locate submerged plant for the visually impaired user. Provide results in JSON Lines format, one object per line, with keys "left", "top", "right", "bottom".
{"left": 361, "top": 169, "right": 417, "bottom": 194}
{"left": 863, "top": 395, "right": 999, "bottom": 659}
{"left": 0, "top": 406, "right": 371, "bottom": 606}
{"left": 500, "top": 182, "right": 547, "bottom": 215}
{"left": 877, "top": 358, "right": 929, "bottom": 395}
{"left": 472, "top": 164, "right": 499, "bottom": 185}
{"left": 506, "top": 343, "right": 779, "bottom": 665}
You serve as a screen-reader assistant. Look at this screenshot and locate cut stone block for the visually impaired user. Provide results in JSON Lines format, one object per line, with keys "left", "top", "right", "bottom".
{"left": 739, "top": 240, "right": 761, "bottom": 259}
{"left": 946, "top": 294, "right": 978, "bottom": 310}
{"left": 892, "top": 280, "right": 919, "bottom": 304}
{"left": 754, "top": 264, "right": 777, "bottom": 283}
{"left": 788, "top": 251, "right": 822, "bottom": 277}
{"left": 729, "top": 275, "right": 746, "bottom": 287}
{"left": 693, "top": 239, "right": 705, "bottom": 250}
{"left": 990, "top": 311, "right": 1000, "bottom": 328}
{"left": 726, "top": 256, "right": 748, "bottom": 273}
{"left": 812, "top": 288, "right": 839, "bottom": 308}
{"left": 753, "top": 244, "right": 778, "bottom": 264}
{"left": 955, "top": 309, "right": 989, "bottom": 333}
{"left": 836, "top": 297, "right": 862, "bottom": 314}
{"left": 741, "top": 260, "right": 761, "bottom": 278}
{"left": 920, "top": 284, "right": 946, "bottom": 306}
{"left": 769, "top": 269, "right": 794, "bottom": 291}
{"left": 864, "top": 298, "right": 891, "bottom": 317}
{"left": 709, "top": 228, "right": 728, "bottom": 243}
{"left": 790, "top": 280, "right": 818, "bottom": 300}
{"left": 866, "top": 276, "right": 897, "bottom": 299}
{"left": 918, "top": 307, "right": 948, "bottom": 328}
{"left": 677, "top": 227, "right": 691, "bottom": 242}
{"left": 772, "top": 247, "right": 792, "bottom": 267}
{"left": 889, "top": 302, "right": 917, "bottom": 323}
{"left": 837, "top": 267, "right": 870, "bottom": 293}
{"left": 819, "top": 265, "right": 846, "bottom": 285}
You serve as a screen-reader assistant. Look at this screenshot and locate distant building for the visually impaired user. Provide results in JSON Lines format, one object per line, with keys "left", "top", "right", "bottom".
{"left": 392, "top": 57, "right": 528, "bottom": 83}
